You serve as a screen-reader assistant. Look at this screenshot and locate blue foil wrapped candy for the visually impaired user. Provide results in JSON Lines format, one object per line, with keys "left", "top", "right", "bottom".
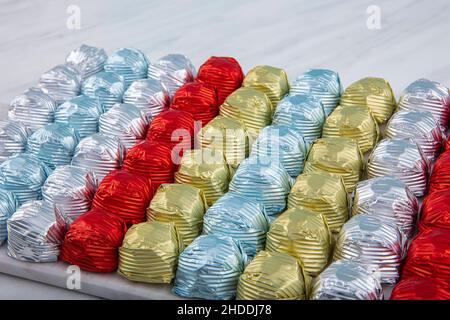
{"left": 82, "top": 71, "right": 126, "bottom": 111}
{"left": 38, "top": 64, "right": 82, "bottom": 104}
{"left": 0, "top": 120, "right": 31, "bottom": 162}
{"left": 104, "top": 48, "right": 148, "bottom": 87}
{"left": 65, "top": 44, "right": 108, "bottom": 80}
{"left": 173, "top": 234, "right": 248, "bottom": 300}
{"left": 0, "top": 189, "right": 18, "bottom": 245}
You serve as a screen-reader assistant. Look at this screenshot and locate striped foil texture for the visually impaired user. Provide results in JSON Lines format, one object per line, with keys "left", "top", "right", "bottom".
{"left": 38, "top": 64, "right": 81, "bottom": 104}
{"left": 104, "top": 48, "right": 148, "bottom": 87}
{"left": 65, "top": 44, "right": 107, "bottom": 81}
{"left": 0, "top": 120, "right": 30, "bottom": 162}
{"left": 0, "top": 189, "right": 18, "bottom": 245}
{"left": 82, "top": 71, "right": 126, "bottom": 111}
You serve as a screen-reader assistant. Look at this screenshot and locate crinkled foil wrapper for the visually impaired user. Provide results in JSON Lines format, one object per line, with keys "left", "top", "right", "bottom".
{"left": 104, "top": 48, "right": 148, "bottom": 87}
{"left": 429, "top": 150, "right": 450, "bottom": 193}
{"left": 147, "top": 53, "right": 196, "bottom": 98}
{"left": 65, "top": 44, "right": 108, "bottom": 80}
{"left": 385, "top": 110, "right": 443, "bottom": 162}
{"left": 290, "top": 69, "right": 342, "bottom": 116}
{"left": 118, "top": 221, "right": 184, "bottom": 283}
{"left": 266, "top": 207, "right": 333, "bottom": 277}
{"left": 322, "top": 105, "right": 380, "bottom": 153}
{"left": 123, "top": 78, "right": 170, "bottom": 120}
{"left": 197, "top": 116, "right": 249, "bottom": 168}
{"left": 7, "top": 200, "right": 67, "bottom": 262}
{"left": 304, "top": 137, "right": 365, "bottom": 192}
{"left": 219, "top": 87, "right": 273, "bottom": 141}
{"left": 8, "top": 87, "right": 57, "bottom": 131}
{"left": 0, "top": 189, "right": 18, "bottom": 245}
{"left": 0, "top": 154, "right": 51, "bottom": 205}
{"left": 38, "top": 64, "right": 81, "bottom": 104}
{"left": 243, "top": 65, "right": 289, "bottom": 108}
{"left": 236, "top": 250, "right": 311, "bottom": 300}
{"left": 391, "top": 277, "right": 450, "bottom": 300}
{"left": 310, "top": 260, "right": 383, "bottom": 300}
{"left": 273, "top": 94, "right": 326, "bottom": 144}
{"left": 352, "top": 176, "right": 419, "bottom": 239}
{"left": 367, "top": 138, "right": 428, "bottom": 197}
{"left": 55, "top": 95, "right": 104, "bottom": 139}
{"left": 147, "top": 183, "right": 208, "bottom": 246}
{"left": 288, "top": 171, "right": 349, "bottom": 233}
{"left": 203, "top": 192, "right": 269, "bottom": 258}
{"left": 174, "top": 149, "right": 231, "bottom": 206}
{"left": 340, "top": 77, "right": 396, "bottom": 124}
{"left": 173, "top": 234, "right": 248, "bottom": 300}
{"left": 71, "top": 133, "right": 126, "bottom": 183}
{"left": 99, "top": 103, "right": 149, "bottom": 149}
{"left": 26, "top": 123, "right": 80, "bottom": 169}
{"left": 251, "top": 124, "right": 308, "bottom": 178}
{"left": 398, "top": 78, "right": 450, "bottom": 129}
{"left": 41, "top": 165, "right": 97, "bottom": 224}
{"left": 333, "top": 214, "right": 407, "bottom": 284}
{"left": 82, "top": 71, "right": 126, "bottom": 111}
{"left": 229, "top": 157, "right": 293, "bottom": 220}
{"left": 420, "top": 188, "right": 450, "bottom": 231}
{"left": 0, "top": 120, "right": 31, "bottom": 162}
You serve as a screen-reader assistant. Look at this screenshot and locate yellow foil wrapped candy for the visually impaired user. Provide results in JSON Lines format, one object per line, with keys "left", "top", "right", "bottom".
{"left": 118, "top": 221, "right": 184, "bottom": 283}
{"left": 304, "top": 137, "right": 365, "bottom": 192}
{"left": 266, "top": 208, "right": 333, "bottom": 277}
{"left": 174, "top": 149, "right": 232, "bottom": 206}
{"left": 197, "top": 116, "right": 249, "bottom": 168}
{"left": 340, "top": 77, "right": 396, "bottom": 124}
{"left": 146, "top": 184, "right": 208, "bottom": 246}
{"left": 288, "top": 171, "right": 349, "bottom": 233}
{"left": 322, "top": 105, "right": 380, "bottom": 153}
{"left": 236, "top": 251, "right": 311, "bottom": 300}
{"left": 243, "top": 65, "right": 290, "bottom": 108}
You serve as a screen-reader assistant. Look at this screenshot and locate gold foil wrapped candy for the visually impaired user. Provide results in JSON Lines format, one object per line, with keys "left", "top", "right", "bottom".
{"left": 118, "top": 221, "right": 184, "bottom": 284}
{"left": 146, "top": 184, "right": 208, "bottom": 246}
{"left": 174, "top": 149, "right": 232, "bottom": 206}
{"left": 341, "top": 77, "right": 396, "bottom": 124}
{"left": 304, "top": 137, "right": 365, "bottom": 192}
{"left": 243, "top": 65, "right": 289, "bottom": 108}
{"left": 266, "top": 207, "right": 333, "bottom": 277}
{"left": 236, "top": 251, "right": 311, "bottom": 300}
{"left": 288, "top": 171, "right": 349, "bottom": 233}
{"left": 322, "top": 105, "right": 380, "bottom": 153}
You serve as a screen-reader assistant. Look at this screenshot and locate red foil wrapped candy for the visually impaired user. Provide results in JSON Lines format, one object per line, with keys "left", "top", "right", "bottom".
{"left": 391, "top": 277, "right": 450, "bottom": 300}
{"left": 429, "top": 150, "right": 450, "bottom": 194}
{"left": 420, "top": 189, "right": 450, "bottom": 231}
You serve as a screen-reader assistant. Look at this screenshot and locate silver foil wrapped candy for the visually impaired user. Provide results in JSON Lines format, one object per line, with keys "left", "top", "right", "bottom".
{"left": 0, "top": 120, "right": 31, "bottom": 162}
{"left": 367, "top": 138, "right": 429, "bottom": 197}
{"left": 104, "top": 48, "right": 148, "bottom": 87}
{"left": 0, "top": 189, "right": 18, "bottom": 245}
{"left": 65, "top": 44, "right": 108, "bottom": 80}
{"left": 38, "top": 64, "right": 82, "bottom": 104}
{"left": 82, "top": 71, "right": 126, "bottom": 111}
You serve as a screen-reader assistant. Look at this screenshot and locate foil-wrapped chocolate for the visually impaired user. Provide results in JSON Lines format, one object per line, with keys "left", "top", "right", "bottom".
{"left": 99, "top": 103, "right": 148, "bottom": 149}
{"left": 398, "top": 78, "right": 450, "bottom": 129}
{"left": 8, "top": 87, "right": 57, "bottom": 131}
{"left": 65, "top": 44, "right": 108, "bottom": 80}
{"left": 272, "top": 94, "right": 326, "bottom": 144}
{"left": 203, "top": 192, "right": 269, "bottom": 258}
{"left": 310, "top": 260, "right": 383, "bottom": 300}
{"left": 219, "top": 87, "right": 273, "bottom": 141}
{"left": 82, "top": 71, "right": 126, "bottom": 111}
{"left": 123, "top": 78, "right": 170, "bottom": 119}
{"left": 236, "top": 250, "right": 311, "bottom": 300}
{"left": 290, "top": 69, "right": 342, "bottom": 116}
{"left": 429, "top": 150, "right": 450, "bottom": 193}
{"left": 0, "top": 154, "right": 51, "bottom": 205}
{"left": 147, "top": 183, "right": 208, "bottom": 246}
{"left": 26, "top": 123, "right": 80, "bottom": 169}
{"left": 266, "top": 207, "right": 333, "bottom": 277}
{"left": 367, "top": 138, "right": 428, "bottom": 197}
{"left": 118, "top": 221, "right": 184, "bottom": 283}
{"left": 288, "top": 171, "right": 348, "bottom": 233}
{"left": 243, "top": 65, "right": 289, "bottom": 108}
{"left": 0, "top": 120, "right": 31, "bottom": 162}
{"left": 229, "top": 157, "right": 293, "bottom": 220}
{"left": 41, "top": 165, "right": 97, "bottom": 224}
{"left": 7, "top": 200, "right": 67, "bottom": 262}
{"left": 0, "top": 189, "right": 18, "bottom": 245}
{"left": 340, "top": 77, "right": 396, "bottom": 124}
{"left": 38, "top": 64, "right": 82, "bottom": 104}
{"left": 71, "top": 133, "right": 126, "bottom": 183}
{"left": 55, "top": 95, "right": 104, "bottom": 139}
{"left": 385, "top": 110, "right": 443, "bottom": 162}
{"left": 322, "top": 105, "right": 380, "bottom": 153}
{"left": 304, "top": 137, "right": 364, "bottom": 192}
{"left": 333, "top": 214, "right": 407, "bottom": 284}
{"left": 174, "top": 149, "right": 232, "bottom": 206}
{"left": 391, "top": 277, "right": 450, "bottom": 300}
{"left": 420, "top": 188, "right": 450, "bottom": 231}
{"left": 352, "top": 176, "right": 419, "bottom": 239}
{"left": 104, "top": 48, "right": 148, "bottom": 87}
{"left": 173, "top": 234, "right": 248, "bottom": 300}
{"left": 147, "top": 54, "right": 196, "bottom": 98}
{"left": 251, "top": 124, "right": 308, "bottom": 178}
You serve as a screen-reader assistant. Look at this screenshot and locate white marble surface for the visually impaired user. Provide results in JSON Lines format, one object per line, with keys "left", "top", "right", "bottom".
{"left": 0, "top": 0, "right": 449, "bottom": 299}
